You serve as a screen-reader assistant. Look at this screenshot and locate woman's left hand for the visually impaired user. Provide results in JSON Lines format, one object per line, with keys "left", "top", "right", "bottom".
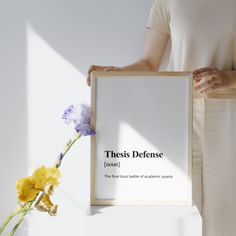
{"left": 193, "top": 67, "right": 232, "bottom": 95}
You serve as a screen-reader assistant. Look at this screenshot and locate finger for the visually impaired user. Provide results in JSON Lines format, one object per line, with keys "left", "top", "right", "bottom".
{"left": 201, "top": 83, "right": 221, "bottom": 94}
{"left": 105, "top": 66, "right": 119, "bottom": 71}
{"left": 87, "top": 65, "right": 105, "bottom": 87}
{"left": 87, "top": 65, "right": 104, "bottom": 74}
{"left": 193, "top": 67, "right": 215, "bottom": 76}
{"left": 87, "top": 65, "right": 96, "bottom": 74}
{"left": 194, "top": 70, "right": 218, "bottom": 81}
{"left": 193, "top": 66, "right": 216, "bottom": 75}
{"left": 104, "top": 66, "right": 114, "bottom": 71}
{"left": 194, "top": 77, "right": 217, "bottom": 92}
{"left": 194, "top": 77, "right": 219, "bottom": 92}
{"left": 86, "top": 75, "right": 91, "bottom": 86}
{"left": 87, "top": 66, "right": 94, "bottom": 87}
{"left": 104, "top": 66, "right": 123, "bottom": 72}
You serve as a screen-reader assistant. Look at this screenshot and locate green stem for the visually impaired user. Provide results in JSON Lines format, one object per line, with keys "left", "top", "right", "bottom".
{"left": 56, "top": 133, "right": 81, "bottom": 168}
{"left": 0, "top": 206, "right": 20, "bottom": 234}
{"left": 8, "top": 202, "right": 33, "bottom": 236}
{"left": 63, "top": 133, "right": 81, "bottom": 159}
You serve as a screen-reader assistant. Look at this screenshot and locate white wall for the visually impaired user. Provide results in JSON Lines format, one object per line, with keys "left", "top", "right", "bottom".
{"left": 0, "top": 0, "right": 155, "bottom": 235}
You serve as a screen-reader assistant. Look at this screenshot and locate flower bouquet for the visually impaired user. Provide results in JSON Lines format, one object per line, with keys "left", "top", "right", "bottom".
{"left": 0, "top": 104, "right": 95, "bottom": 236}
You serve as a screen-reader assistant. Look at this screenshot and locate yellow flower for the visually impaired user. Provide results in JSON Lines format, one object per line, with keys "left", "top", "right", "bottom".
{"left": 41, "top": 194, "right": 53, "bottom": 209}
{"left": 32, "top": 166, "right": 60, "bottom": 190}
{"left": 16, "top": 177, "right": 40, "bottom": 202}
{"left": 34, "top": 194, "right": 58, "bottom": 216}
{"left": 16, "top": 166, "right": 61, "bottom": 203}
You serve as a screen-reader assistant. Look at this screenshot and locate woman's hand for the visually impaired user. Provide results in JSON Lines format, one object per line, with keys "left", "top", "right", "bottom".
{"left": 193, "top": 67, "right": 234, "bottom": 95}
{"left": 87, "top": 65, "right": 122, "bottom": 86}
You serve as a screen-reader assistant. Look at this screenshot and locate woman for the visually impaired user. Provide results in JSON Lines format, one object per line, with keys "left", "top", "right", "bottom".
{"left": 87, "top": 0, "right": 236, "bottom": 235}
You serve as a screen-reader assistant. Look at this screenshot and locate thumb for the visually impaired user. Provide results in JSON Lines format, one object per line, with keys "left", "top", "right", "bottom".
{"left": 104, "top": 67, "right": 114, "bottom": 71}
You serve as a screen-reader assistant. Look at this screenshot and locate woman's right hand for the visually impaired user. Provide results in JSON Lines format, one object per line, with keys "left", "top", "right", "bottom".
{"left": 87, "top": 65, "right": 122, "bottom": 86}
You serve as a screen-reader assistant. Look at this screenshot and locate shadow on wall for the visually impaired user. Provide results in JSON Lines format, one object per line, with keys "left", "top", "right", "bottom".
{"left": 26, "top": 0, "right": 150, "bottom": 74}
{"left": 0, "top": 0, "right": 28, "bottom": 228}
{"left": 0, "top": 0, "right": 155, "bottom": 233}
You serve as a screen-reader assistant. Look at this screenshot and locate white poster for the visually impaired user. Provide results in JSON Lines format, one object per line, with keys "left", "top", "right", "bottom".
{"left": 90, "top": 71, "right": 192, "bottom": 205}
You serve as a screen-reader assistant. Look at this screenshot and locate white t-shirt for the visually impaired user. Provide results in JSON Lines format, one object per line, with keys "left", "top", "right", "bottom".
{"left": 146, "top": 2, "right": 236, "bottom": 235}
{"left": 146, "top": 0, "right": 236, "bottom": 71}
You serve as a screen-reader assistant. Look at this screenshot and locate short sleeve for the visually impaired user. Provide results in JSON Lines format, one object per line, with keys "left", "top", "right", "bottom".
{"left": 145, "top": 0, "right": 170, "bottom": 34}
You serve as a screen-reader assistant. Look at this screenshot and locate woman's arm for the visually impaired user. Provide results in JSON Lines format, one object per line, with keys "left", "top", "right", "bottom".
{"left": 120, "top": 29, "right": 169, "bottom": 71}
{"left": 87, "top": 29, "right": 169, "bottom": 86}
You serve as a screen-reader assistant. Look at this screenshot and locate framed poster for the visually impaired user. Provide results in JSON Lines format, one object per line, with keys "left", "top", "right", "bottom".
{"left": 90, "top": 71, "right": 192, "bottom": 205}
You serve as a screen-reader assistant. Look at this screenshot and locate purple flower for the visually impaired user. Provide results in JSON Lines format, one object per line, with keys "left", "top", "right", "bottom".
{"left": 75, "top": 123, "right": 96, "bottom": 136}
{"left": 78, "top": 104, "right": 91, "bottom": 124}
{"left": 62, "top": 104, "right": 96, "bottom": 136}
{"left": 62, "top": 105, "right": 78, "bottom": 124}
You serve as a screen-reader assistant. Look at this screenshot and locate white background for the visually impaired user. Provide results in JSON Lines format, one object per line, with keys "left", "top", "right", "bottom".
{"left": 0, "top": 1, "right": 201, "bottom": 235}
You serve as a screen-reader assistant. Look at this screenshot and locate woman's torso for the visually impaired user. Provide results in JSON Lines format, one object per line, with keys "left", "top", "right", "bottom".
{"left": 167, "top": 0, "right": 236, "bottom": 71}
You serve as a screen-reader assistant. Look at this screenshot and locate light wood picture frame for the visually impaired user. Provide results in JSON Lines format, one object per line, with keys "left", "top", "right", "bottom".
{"left": 90, "top": 71, "right": 193, "bottom": 206}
